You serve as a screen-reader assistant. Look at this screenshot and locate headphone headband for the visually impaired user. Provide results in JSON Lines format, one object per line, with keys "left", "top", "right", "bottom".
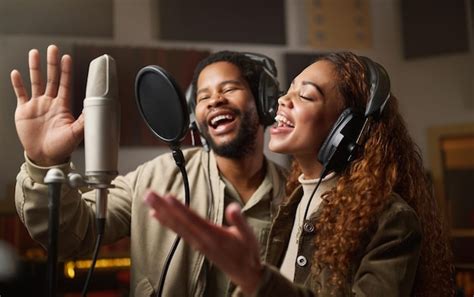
{"left": 241, "top": 52, "right": 278, "bottom": 77}
{"left": 359, "top": 56, "right": 391, "bottom": 118}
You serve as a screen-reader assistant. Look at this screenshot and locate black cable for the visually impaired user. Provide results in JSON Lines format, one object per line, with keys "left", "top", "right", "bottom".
{"left": 302, "top": 167, "right": 329, "bottom": 221}
{"left": 81, "top": 217, "right": 105, "bottom": 297}
{"left": 155, "top": 148, "right": 191, "bottom": 297}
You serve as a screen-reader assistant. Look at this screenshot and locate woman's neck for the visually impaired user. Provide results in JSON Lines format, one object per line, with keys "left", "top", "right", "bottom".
{"left": 294, "top": 154, "right": 324, "bottom": 180}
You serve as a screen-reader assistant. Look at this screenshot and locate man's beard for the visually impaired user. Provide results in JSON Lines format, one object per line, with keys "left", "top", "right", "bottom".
{"left": 199, "top": 107, "right": 260, "bottom": 159}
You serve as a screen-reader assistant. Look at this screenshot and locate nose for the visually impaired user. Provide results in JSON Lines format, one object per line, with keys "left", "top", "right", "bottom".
{"left": 207, "top": 92, "right": 226, "bottom": 108}
{"left": 277, "top": 93, "right": 292, "bottom": 108}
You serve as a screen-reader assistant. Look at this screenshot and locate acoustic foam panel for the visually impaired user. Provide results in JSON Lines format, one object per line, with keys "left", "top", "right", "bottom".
{"left": 157, "top": 0, "right": 286, "bottom": 44}
{"left": 400, "top": 0, "right": 470, "bottom": 59}
{"left": 0, "top": 0, "right": 113, "bottom": 37}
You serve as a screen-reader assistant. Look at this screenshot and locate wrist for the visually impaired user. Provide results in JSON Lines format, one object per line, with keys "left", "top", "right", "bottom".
{"left": 240, "top": 263, "right": 264, "bottom": 296}
{"left": 25, "top": 152, "right": 70, "bottom": 167}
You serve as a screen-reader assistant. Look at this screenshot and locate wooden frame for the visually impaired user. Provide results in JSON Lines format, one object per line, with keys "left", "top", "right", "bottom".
{"left": 428, "top": 122, "right": 474, "bottom": 267}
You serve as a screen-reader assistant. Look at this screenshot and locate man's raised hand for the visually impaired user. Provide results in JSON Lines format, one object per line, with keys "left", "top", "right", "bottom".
{"left": 11, "top": 45, "right": 84, "bottom": 166}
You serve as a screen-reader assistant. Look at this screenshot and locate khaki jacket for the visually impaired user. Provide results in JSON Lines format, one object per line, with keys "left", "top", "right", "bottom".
{"left": 249, "top": 186, "right": 422, "bottom": 297}
{"left": 15, "top": 148, "right": 286, "bottom": 297}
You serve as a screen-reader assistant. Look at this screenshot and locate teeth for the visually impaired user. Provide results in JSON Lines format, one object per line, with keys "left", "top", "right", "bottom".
{"left": 275, "top": 114, "right": 294, "bottom": 127}
{"left": 210, "top": 114, "right": 233, "bottom": 126}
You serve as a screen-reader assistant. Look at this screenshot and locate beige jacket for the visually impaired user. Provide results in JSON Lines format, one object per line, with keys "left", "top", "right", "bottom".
{"left": 15, "top": 148, "right": 286, "bottom": 296}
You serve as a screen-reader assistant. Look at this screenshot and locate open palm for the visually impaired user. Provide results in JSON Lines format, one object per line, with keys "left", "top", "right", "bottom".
{"left": 144, "top": 191, "right": 263, "bottom": 295}
{"left": 11, "top": 45, "right": 84, "bottom": 166}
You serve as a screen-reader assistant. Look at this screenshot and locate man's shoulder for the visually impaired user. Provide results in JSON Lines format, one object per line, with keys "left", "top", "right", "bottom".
{"left": 138, "top": 147, "right": 205, "bottom": 171}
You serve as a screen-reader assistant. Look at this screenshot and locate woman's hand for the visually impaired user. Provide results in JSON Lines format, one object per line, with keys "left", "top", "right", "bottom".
{"left": 144, "top": 190, "right": 263, "bottom": 295}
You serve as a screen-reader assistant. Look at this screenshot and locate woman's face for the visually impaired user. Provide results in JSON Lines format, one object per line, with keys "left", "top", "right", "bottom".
{"left": 269, "top": 60, "right": 345, "bottom": 160}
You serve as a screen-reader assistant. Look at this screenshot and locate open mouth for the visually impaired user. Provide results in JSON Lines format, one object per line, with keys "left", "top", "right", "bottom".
{"left": 274, "top": 114, "right": 295, "bottom": 128}
{"left": 208, "top": 112, "right": 236, "bottom": 130}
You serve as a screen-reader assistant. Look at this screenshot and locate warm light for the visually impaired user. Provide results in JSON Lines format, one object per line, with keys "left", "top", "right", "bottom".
{"left": 63, "top": 258, "right": 131, "bottom": 279}
{"left": 65, "top": 261, "right": 76, "bottom": 279}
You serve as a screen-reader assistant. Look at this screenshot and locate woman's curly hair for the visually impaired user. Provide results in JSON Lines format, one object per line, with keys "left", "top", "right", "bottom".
{"left": 285, "top": 52, "right": 454, "bottom": 296}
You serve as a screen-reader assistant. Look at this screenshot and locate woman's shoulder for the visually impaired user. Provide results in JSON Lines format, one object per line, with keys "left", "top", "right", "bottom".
{"left": 375, "top": 193, "right": 421, "bottom": 238}
{"left": 383, "top": 193, "right": 418, "bottom": 219}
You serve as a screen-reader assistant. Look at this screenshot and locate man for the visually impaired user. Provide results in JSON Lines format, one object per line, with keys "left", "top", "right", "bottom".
{"left": 11, "top": 45, "right": 286, "bottom": 296}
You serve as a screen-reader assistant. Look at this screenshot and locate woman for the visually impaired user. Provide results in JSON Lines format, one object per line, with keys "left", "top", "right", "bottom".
{"left": 144, "top": 52, "right": 454, "bottom": 296}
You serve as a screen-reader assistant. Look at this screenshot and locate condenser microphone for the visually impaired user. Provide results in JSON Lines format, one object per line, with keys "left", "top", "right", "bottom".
{"left": 83, "top": 54, "right": 120, "bottom": 220}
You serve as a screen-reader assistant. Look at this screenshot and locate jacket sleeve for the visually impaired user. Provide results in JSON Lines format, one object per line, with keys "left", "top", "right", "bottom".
{"left": 233, "top": 205, "right": 422, "bottom": 297}
{"left": 15, "top": 154, "right": 136, "bottom": 259}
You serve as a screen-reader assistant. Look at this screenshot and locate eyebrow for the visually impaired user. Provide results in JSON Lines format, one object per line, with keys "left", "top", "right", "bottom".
{"left": 196, "top": 79, "right": 243, "bottom": 96}
{"left": 291, "top": 80, "right": 325, "bottom": 97}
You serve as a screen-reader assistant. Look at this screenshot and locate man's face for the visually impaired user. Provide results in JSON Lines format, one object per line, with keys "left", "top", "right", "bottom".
{"left": 194, "top": 61, "right": 261, "bottom": 158}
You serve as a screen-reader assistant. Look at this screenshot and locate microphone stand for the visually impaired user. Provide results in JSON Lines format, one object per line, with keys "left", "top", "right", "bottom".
{"left": 44, "top": 168, "right": 66, "bottom": 297}
{"left": 44, "top": 168, "right": 111, "bottom": 297}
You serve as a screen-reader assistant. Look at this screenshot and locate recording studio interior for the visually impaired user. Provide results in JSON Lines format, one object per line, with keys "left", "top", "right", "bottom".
{"left": 0, "top": 0, "right": 473, "bottom": 296}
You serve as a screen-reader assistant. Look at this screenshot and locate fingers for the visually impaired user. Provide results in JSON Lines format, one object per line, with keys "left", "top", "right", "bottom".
{"left": 144, "top": 191, "right": 262, "bottom": 292}
{"left": 57, "top": 54, "right": 72, "bottom": 103}
{"left": 28, "top": 48, "right": 44, "bottom": 97}
{"left": 144, "top": 191, "right": 216, "bottom": 252}
{"left": 225, "top": 203, "right": 254, "bottom": 243}
{"left": 45, "top": 45, "right": 60, "bottom": 98}
{"left": 10, "top": 70, "right": 28, "bottom": 105}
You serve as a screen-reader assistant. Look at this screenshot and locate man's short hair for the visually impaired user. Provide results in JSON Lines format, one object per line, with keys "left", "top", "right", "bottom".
{"left": 190, "top": 51, "right": 262, "bottom": 103}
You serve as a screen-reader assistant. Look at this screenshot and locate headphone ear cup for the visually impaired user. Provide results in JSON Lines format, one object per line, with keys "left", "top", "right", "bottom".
{"left": 185, "top": 83, "right": 209, "bottom": 151}
{"left": 257, "top": 69, "right": 280, "bottom": 126}
{"left": 185, "top": 84, "right": 197, "bottom": 130}
{"left": 318, "top": 108, "right": 365, "bottom": 173}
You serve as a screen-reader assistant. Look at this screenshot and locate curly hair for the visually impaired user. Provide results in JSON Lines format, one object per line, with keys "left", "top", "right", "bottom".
{"left": 285, "top": 52, "right": 454, "bottom": 296}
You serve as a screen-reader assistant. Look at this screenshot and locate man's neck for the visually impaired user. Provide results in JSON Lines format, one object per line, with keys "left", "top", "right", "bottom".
{"left": 215, "top": 152, "right": 266, "bottom": 204}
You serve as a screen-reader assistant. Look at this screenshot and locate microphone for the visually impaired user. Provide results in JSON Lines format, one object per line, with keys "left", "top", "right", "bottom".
{"left": 83, "top": 54, "right": 120, "bottom": 220}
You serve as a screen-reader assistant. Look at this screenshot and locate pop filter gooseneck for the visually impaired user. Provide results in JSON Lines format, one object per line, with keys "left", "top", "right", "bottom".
{"left": 135, "top": 66, "right": 190, "bottom": 297}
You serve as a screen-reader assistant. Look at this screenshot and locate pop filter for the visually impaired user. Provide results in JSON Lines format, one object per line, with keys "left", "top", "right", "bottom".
{"left": 135, "top": 65, "right": 189, "bottom": 147}
{"left": 135, "top": 66, "right": 191, "bottom": 297}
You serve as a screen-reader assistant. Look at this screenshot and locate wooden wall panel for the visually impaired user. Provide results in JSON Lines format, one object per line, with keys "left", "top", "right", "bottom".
{"left": 72, "top": 45, "right": 210, "bottom": 146}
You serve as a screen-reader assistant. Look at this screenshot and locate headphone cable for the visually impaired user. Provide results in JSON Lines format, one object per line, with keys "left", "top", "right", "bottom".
{"left": 302, "top": 167, "right": 329, "bottom": 222}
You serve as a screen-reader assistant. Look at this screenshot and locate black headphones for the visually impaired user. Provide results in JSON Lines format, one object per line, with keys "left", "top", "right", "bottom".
{"left": 186, "top": 52, "right": 281, "bottom": 139}
{"left": 317, "top": 56, "right": 391, "bottom": 176}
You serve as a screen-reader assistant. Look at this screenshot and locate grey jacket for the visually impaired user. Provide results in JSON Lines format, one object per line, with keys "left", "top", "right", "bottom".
{"left": 15, "top": 148, "right": 287, "bottom": 296}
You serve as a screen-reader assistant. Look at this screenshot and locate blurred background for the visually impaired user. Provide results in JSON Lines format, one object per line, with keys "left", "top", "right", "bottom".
{"left": 0, "top": 0, "right": 473, "bottom": 296}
